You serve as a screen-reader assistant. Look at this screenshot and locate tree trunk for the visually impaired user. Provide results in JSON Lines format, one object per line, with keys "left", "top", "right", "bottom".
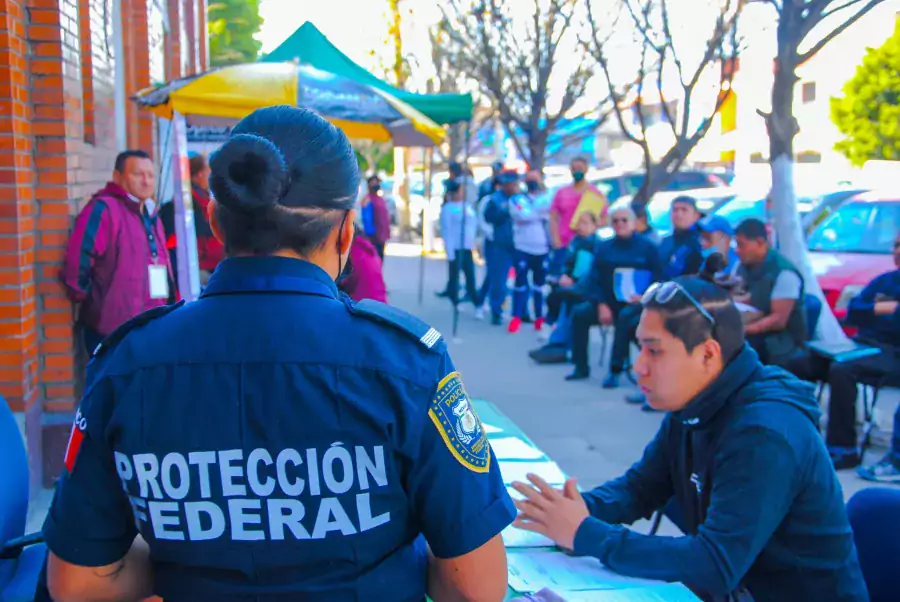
{"left": 528, "top": 135, "right": 547, "bottom": 173}
{"left": 767, "top": 60, "right": 848, "bottom": 344}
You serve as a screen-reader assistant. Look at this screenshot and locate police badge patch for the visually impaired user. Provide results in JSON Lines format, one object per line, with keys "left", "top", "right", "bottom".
{"left": 428, "top": 371, "right": 490, "bottom": 473}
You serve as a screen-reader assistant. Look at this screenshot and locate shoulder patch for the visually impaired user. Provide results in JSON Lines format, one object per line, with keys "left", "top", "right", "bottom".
{"left": 428, "top": 372, "right": 490, "bottom": 473}
{"left": 91, "top": 300, "right": 185, "bottom": 359}
{"left": 346, "top": 298, "right": 444, "bottom": 352}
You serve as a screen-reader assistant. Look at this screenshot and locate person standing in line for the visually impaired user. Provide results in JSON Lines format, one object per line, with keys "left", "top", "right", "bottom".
{"left": 61, "top": 150, "right": 174, "bottom": 355}
{"left": 441, "top": 177, "right": 479, "bottom": 308}
{"left": 482, "top": 171, "right": 522, "bottom": 325}
{"left": 188, "top": 153, "right": 224, "bottom": 285}
{"left": 360, "top": 174, "right": 391, "bottom": 260}
{"left": 339, "top": 225, "right": 388, "bottom": 304}
{"left": 548, "top": 157, "right": 607, "bottom": 277}
{"left": 509, "top": 170, "right": 551, "bottom": 334}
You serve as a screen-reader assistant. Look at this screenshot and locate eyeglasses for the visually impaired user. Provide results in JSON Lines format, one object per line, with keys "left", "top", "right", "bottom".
{"left": 611, "top": 217, "right": 630, "bottom": 224}
{"left": 641, "top": 281, "right": 716, "bottom": 326}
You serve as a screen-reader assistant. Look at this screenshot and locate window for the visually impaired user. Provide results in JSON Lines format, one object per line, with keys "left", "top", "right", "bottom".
{"left": 797, "top": 151, "right": 821, "bottom": 163}
{"left": 808, "top": 202, "right": 900, "bottom": 254}
{"left": 78, "top": 0, "right": 95, "bottom": 144}
{"left": 802, "top": 82, "right": 816, "bottom": 103}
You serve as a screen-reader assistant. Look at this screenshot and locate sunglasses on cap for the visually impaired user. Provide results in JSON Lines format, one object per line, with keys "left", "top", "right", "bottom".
{"left": 641, "top": 281, "right": 716, "bottom": 326}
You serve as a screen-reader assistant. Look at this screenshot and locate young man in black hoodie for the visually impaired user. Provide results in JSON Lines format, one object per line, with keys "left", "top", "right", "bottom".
{"left": 512, "top": 276, "right": 868, "bottom": 602}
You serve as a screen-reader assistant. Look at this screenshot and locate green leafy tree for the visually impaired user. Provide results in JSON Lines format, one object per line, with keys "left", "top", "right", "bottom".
{"left": 831, "top": 19, "right": 900, "bottom": 166}
{"left": 208, "top": 0, "right": 264, "bottom": 67}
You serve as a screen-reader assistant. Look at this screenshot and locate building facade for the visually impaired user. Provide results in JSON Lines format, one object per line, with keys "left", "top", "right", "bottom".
{"left": 0, "top": 0, "right": 208, "bottom": 493}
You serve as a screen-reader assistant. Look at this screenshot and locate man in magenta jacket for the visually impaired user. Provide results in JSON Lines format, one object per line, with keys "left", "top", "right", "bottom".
{"left": 61, "top": 150, "right": 174, "bottom": 354}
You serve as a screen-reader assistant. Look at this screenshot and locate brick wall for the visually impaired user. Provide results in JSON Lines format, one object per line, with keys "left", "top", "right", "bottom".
{"left": 0, "top": 0, "right": 207, "bottom": 492}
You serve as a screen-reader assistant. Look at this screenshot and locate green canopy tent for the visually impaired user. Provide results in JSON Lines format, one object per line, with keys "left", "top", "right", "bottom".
{"left": 260, "top": 22, "right": 473, "bottom": 125}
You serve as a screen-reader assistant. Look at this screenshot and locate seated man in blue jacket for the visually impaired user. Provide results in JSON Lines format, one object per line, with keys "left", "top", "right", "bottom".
{"left": 823, "top": 233, "right": 900, "bottom": 477}
{"left": 512, "top": 276, "right": 868, "bottom": 602}
{"left": 567, "top": 203, "right": 660, "bottom": 381}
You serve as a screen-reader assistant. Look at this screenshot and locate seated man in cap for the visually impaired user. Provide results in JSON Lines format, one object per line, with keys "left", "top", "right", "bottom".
{"left": 698, "top": 215, "right": 741, "bottom": 286}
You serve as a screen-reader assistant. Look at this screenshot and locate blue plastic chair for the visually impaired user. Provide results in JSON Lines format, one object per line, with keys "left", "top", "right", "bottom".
{"left": 0, "top": 395, "right": 46, "bottom": 602}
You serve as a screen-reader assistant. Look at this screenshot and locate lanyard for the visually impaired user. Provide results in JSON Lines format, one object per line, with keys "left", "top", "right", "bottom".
{"left": 140, "top": 206, "right": 158, "bottom": 262}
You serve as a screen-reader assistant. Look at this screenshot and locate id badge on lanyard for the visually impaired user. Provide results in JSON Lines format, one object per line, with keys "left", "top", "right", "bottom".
{"left": 142, "top": 205, "right": 169, "bottom": 299}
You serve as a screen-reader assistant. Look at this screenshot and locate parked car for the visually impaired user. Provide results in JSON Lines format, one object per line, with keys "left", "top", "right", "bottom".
{"left": 806, "top": 192, "right": 898, "bottom": 321}
{"left": 591, "top": 169, "right": 731, "bottom": 202}
{"left": 712, "top": 188, "right": 866, "bottom": 234}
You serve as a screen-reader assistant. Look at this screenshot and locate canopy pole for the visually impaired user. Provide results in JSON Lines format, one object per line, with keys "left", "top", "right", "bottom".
{"left": 170, "top": 111, "right": 202, "bottom": 302}
{"left": 419, "top": 147, "right": 434, "bottom": 306}
{"left": 452, "top": 121, "right": 472, "bottom": 340}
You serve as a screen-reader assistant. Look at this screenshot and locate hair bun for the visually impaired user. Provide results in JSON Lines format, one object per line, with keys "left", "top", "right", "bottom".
{"left": 209, "top": 134, "right": 289, "bottom": 212}
{"left": 700, "top": 252, "right": 726, "bottom": 283}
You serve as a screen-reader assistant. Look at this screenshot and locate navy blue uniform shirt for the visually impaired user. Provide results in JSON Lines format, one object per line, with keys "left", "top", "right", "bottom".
{"left": 846, "top": 268, "right": 900, "bottom": 346}
{"left": 43, "top": 256, "right": 515, "bottom": 602}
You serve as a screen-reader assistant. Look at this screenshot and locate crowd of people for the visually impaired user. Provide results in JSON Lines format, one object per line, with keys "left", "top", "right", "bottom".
{"left": 428, "top": 157, "right": 900, "bottom": 485}
{"left": 37, "top": 105, "right": 899, "bottom": 601}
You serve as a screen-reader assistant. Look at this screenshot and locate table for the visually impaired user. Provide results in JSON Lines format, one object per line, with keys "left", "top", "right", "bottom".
{"left": 472, "top": 399, "right": 700, "bottom": 601}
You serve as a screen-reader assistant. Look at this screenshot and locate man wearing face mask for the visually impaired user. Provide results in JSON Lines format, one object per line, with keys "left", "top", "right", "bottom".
{"left": 698, "top": 215, "right": 741, "bottom": 284}
{"left": 482, "top": 171, "right": 523, "bottom": 325}
{"left": 509, "top": 170, "right": 551, "bottom": 333}
{"left": 360, "top": 174, "right": 391, "bottom": 260}
{"left": 549, "top": 158, "right": 606, "bottom": 277}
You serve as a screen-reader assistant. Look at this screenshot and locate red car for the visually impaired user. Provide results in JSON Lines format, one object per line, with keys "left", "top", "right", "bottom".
{"left": 807, "top": 192, "right": 898, "bottom": 322}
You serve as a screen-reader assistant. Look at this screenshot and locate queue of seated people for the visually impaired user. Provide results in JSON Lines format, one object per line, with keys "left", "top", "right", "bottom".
{"left": 443, "top": 167, "right": 900, "bottom": 485}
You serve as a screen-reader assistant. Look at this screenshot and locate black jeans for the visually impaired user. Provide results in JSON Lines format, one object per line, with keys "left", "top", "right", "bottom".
{"left": 545, "top": 286, "right": 584, "bottom": 325}
{"left": 572, "top": 301, "right": 624, "bottom": 371}
{"left": 610, "top": 303, "right": 642, "bottom": 374}
{"left": 787, "top": 348, "right": 900, "bottom": 450}
{"left": 448, "top": 250, "right": 478, "bottom": 306}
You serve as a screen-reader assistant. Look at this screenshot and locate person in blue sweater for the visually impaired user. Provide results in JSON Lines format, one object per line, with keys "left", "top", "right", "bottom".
{"left": 567, "top": 203, "right": 661, "bottom": 381}
{"left": 511, "top": 276, "right": 868, "bottom": 602}
{"left": 482, "top": 170, "right": 521, "bottom": 325}
{"left": 822, "top": 233, "right": 900, "bottom": 476}
{"left": 659, "top": 196, "right": 705, "bottom": 279}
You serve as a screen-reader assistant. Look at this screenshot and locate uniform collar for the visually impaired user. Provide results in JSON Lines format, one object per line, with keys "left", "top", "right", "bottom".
{"left": 201, "top": 256, "right": 339, "bottom": 299}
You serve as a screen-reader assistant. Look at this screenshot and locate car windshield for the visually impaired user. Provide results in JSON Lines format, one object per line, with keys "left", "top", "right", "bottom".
{"left": 714, "top": 196, "right": 765, "bottom": 226}
{"left": 808, "top": 201, "right": 900, "bottom": 254}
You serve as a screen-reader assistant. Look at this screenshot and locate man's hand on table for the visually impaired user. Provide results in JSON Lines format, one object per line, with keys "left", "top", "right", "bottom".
{"left": 511, "top": 475, "right": 589, "bottom": 552}
{"left": 875, "top": 300, "right": 898, "bottom": 316}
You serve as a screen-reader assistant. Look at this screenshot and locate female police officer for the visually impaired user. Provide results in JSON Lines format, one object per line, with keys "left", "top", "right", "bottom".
{"left": 42, "top": 106, "right": 515, "bottom": 602}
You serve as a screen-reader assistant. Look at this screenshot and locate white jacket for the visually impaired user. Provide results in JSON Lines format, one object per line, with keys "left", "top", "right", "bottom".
{"left": 510, "top": 192, "right": 551, "bottom": 256}
{"left": 441, "top": 201, "right": 478, "bottom": 261}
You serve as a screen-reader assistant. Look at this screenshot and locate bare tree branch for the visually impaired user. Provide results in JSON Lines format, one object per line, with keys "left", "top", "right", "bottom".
{"left": 798, "top": 0, "right": 882, "bottom": 63}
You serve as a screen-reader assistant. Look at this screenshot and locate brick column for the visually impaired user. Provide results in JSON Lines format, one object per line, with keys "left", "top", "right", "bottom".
{"left": 122, "top": 0, "right": 153, "bottom": 152}
{"left": 166, "top": 0, "right": 181, "bottom": 79}
{"left": 27, "top": 0, "right": 93, "bottom": 485}
{"left": 0, "top": 0, "right": 40, "bottom": 493}
{"left": 196, "top": 0, "right": 206, "bottom": 70}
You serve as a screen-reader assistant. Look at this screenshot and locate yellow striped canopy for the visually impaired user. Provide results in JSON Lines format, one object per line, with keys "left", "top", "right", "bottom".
{"left": 133, "top": 63, "right": 445, "bottom": 147}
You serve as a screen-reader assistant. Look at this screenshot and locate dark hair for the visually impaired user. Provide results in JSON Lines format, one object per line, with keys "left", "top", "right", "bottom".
{"left": 448, "top": 162, "right": 463, "bottom": 177}
{"left": 570, "top": 156, "right": 589, "bottom": 167}
{"left": 735, "top": 218, "right": 768, "bottom": 242}
{"left": 114, "top": 150, "right": 151, "bottom": 173}
{"left": 643, "top": 276, "right": 744, "bottom": 363}
{"left": 209, "top": 105, "right": 360, "bottom": 257}
{"left": 189, "top": 154, "right": 207, "bottom": 178}
{"left": 366, "top": 174, "right": 381, "bottom": 185}
{"left": 631, "top": 200, "right": 648, "bottom": 220}
{"left": 700, "top": 252, "right": 727, "bottom": 281}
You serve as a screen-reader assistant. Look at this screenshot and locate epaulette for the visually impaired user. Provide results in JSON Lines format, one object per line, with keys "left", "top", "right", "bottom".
{"left": 91, "top": 300, "right": 185, "bottom": 359}
{"left": 346, "top": 298, "right": 444, "bottom": 353}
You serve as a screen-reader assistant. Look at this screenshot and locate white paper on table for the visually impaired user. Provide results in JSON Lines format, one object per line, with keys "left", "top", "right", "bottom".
{"left": 733, "top": 301, "right": 759, "bottom": 313}
{"left": 500, "top": 461, "right": 566, "bottom": 486}
{"left": 490, "top": 437, "right": 545, "bottom": 460}
{"left": 483, "top": 423, "right": 503, "bottom": 434}
{"left": 507, "top": 550, "right": 660, "bottom": 593}
{"left": 502, "top": 524, "right": 556, "bottom": 548}
{"left": 558, "top": 583, "right": 701, "bottom": 601}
